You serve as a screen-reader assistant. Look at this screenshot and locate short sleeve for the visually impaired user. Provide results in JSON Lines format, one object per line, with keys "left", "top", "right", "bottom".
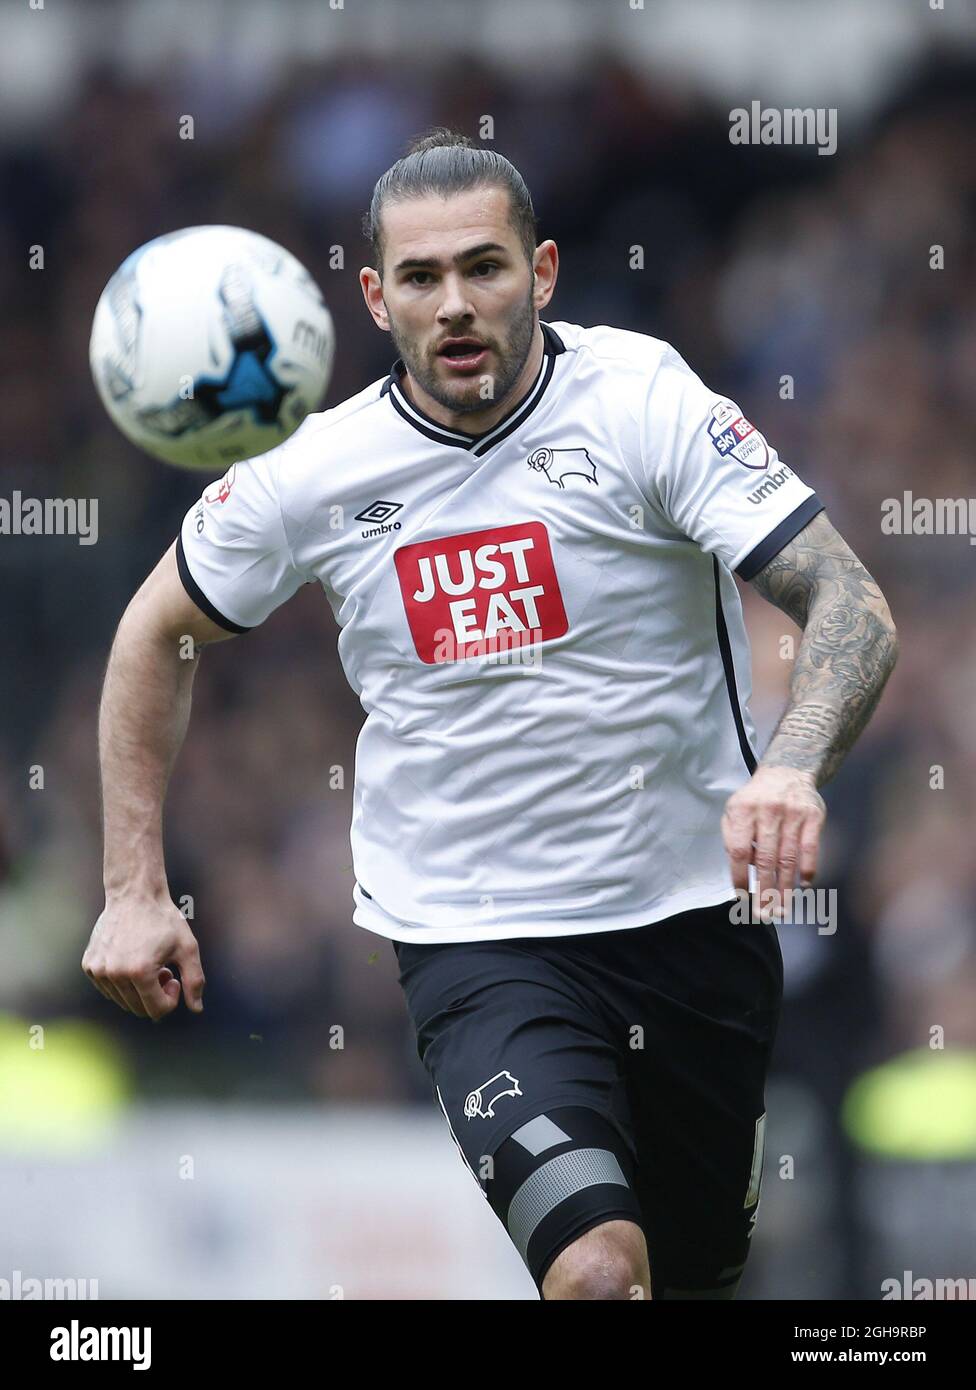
{"left": 642, "top": 345, "right": 824, "bottom": 579}
{"left": 176, "top": 448, "right": 306, "bottom": 633}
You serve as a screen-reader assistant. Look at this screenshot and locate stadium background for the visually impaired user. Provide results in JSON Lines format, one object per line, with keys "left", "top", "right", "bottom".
{"left": 1, "top": 0, "right": 975, "bottom": 1299}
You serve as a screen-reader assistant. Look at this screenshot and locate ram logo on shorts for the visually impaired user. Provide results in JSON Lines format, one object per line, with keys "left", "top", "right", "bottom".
{"left": 464, "top": 1070, "right": 523, "bottom": 1120}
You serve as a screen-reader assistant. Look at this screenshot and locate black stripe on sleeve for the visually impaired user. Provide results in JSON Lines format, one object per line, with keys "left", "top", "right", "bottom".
{"left": 713, "top": 556, "right": 758, "bottom": 775}
{"left": 735, "top": 493, "right": 826, "bottom": 581}
{"left": 176, "top": 532, "right": 252, "bottom": 635}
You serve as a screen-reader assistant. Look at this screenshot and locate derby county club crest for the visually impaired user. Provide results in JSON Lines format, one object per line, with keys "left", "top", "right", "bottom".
{"left": 527, "top": 447, "right": 599, "bottom": 489}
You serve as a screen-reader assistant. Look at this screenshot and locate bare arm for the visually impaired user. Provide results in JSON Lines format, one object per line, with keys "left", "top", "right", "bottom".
{"left": 722, "top": 511, "right": 899, "bottom": 912}
{"left": 83, "top": 541, "right": 237, "bottom": 1019}
{"left": 749, "top": 511, "right": 899, "bottom": 785}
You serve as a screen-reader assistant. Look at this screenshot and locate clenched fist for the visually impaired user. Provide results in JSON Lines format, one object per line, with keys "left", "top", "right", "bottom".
{"left": 82, "top": 893, "right": 206, "bottom": 1021}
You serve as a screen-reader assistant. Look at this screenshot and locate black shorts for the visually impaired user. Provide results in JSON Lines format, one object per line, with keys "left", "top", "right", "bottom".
{"left": 393, "top": 899, "right": 783, "bottom": 1298}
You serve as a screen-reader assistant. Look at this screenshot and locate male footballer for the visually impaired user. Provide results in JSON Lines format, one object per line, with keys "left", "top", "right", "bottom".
{"left": 84, "top": 130, "right": 898, "bottom": 1299}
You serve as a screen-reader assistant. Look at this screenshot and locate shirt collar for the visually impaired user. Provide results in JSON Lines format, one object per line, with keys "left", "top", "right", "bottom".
{"left": 381, "top": 322, "right": 565, "bottom": 456}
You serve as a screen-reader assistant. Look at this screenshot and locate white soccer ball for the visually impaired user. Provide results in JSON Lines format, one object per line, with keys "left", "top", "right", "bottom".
{"left": 89, "top": 225, "right": 335, "bottom": 470}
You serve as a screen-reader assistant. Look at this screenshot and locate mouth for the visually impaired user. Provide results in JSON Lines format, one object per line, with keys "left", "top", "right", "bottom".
{"left": 436, "top": 338, "right": 489, "bottom": 372}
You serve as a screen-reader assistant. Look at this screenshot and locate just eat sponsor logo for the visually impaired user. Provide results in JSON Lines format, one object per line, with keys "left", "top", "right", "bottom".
{"left": 394, "top": 521, "right": 568, "bottom": 664}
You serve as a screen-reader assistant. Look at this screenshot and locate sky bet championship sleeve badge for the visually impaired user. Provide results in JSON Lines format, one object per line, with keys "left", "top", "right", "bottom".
{"left": 707, "top": 401, "right": 770, "bottom": 470}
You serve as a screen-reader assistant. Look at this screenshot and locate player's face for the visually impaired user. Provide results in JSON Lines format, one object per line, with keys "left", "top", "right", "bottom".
{"left": 377, "top": 186, "right": 538, "bottom": 416}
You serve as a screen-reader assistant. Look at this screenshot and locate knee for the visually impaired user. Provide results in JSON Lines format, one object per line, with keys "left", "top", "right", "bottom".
{"left": 542, "top": 1219, "right": 650, "bottom": 1301}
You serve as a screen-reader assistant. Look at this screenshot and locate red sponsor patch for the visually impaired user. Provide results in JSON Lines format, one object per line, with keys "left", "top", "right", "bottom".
{"left": 203, "top": 463, "right": 237, "bottom": 504}
{"left": 394, "top": 521, "right": 568, "bottom": 664}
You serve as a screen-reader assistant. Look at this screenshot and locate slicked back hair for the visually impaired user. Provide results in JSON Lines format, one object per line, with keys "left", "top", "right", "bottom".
{"left": 363, "top": 128, "right": 538, "bottom": 276}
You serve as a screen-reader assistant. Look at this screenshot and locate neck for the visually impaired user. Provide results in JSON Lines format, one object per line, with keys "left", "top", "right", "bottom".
{"left": 401, "top": 323, "right": 545, "bottom": 437}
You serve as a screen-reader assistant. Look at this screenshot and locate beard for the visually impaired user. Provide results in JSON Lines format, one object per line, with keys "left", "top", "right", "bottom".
{"left": 389, "top": 287, "right": 537, "bottom": 417}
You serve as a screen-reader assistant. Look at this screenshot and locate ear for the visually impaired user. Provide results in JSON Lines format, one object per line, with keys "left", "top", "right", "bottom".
{"left": 360, "top": 266, "right": 390, "bottom": 332}
{"left": 531, "top": 240, "right": 558, "bottom": 311}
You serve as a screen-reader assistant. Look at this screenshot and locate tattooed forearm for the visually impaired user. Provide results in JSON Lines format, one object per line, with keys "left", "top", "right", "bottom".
{"left": 749, "top": 512, "right": 899, "bottom": 786}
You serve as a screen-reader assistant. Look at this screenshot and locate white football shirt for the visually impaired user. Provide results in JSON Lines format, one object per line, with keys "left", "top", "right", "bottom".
{"left": 177, "top": 321, "right": 823, "bottom": 942}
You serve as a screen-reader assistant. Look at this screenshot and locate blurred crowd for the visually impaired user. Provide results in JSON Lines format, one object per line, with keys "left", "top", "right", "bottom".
{"left": 1, "top": 46, "right": 974, "bottom": 1269}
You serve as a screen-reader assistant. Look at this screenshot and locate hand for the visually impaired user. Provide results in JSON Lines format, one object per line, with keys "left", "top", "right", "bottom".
{"left": 721, "top": 765, "right": 826, "bottom": 922}
{"left": 82, "top": 893, "right": 206, "bottom": 1021}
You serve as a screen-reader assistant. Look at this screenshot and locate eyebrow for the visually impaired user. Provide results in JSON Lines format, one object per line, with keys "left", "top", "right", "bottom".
{"left": 392, "top": 241, "right": 509, "bottom": 276}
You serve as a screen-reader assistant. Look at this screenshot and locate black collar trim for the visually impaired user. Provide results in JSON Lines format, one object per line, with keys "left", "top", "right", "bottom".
{"left": 381, "top": 322, "right": 565, "bottom": 454}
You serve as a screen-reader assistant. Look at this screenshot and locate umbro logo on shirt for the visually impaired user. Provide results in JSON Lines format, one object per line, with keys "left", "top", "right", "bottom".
{"left": 356, "top": 499, "right": 403, "bottom": 538}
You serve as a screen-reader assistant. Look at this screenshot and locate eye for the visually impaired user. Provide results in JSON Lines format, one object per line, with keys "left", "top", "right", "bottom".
{"left": 408, "top": 271, "right": 433, "bottom": 286}
{"left": 471, "top": 261, "right": 499, "bottom": 276}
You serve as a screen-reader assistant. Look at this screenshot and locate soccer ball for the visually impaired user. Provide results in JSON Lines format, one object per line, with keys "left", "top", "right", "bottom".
{"left": 89, "top": 225, "right": 335, "bottom": 470}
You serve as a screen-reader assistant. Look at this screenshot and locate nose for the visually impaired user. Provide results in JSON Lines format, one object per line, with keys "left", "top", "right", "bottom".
{"left": 436, "top": 271, "right": 475, "bottom": 325}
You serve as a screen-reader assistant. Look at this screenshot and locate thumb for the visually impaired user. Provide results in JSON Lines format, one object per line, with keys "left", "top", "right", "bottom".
{"left": 158, "top": 967, "right": 181, "bottom": 1006}
{"left": 172, "top": 939, "right": 206, "bottom": 1013}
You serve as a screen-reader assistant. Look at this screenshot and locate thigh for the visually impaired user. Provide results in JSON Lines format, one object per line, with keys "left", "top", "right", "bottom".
{"left": 395, "top": 936, "right": 629, "bottom": 1160}
{"left": 628, "top": 1015, "right": 774, "bottom": 1297}
{"left": 618, "top": 909, "right": 783, "bottom": 1297}
{"left": 393, "top": 936, "right": 646, "bottom": 1291}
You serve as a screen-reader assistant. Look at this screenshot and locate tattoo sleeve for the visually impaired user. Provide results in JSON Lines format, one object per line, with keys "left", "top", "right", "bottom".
{"left": 749, "top": 511, "right": 899, "bottom": 787}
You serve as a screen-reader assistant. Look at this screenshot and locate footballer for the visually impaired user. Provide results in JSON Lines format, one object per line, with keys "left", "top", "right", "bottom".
{"left": 83, "top": 130, "right": 898, "bottom": 1300}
